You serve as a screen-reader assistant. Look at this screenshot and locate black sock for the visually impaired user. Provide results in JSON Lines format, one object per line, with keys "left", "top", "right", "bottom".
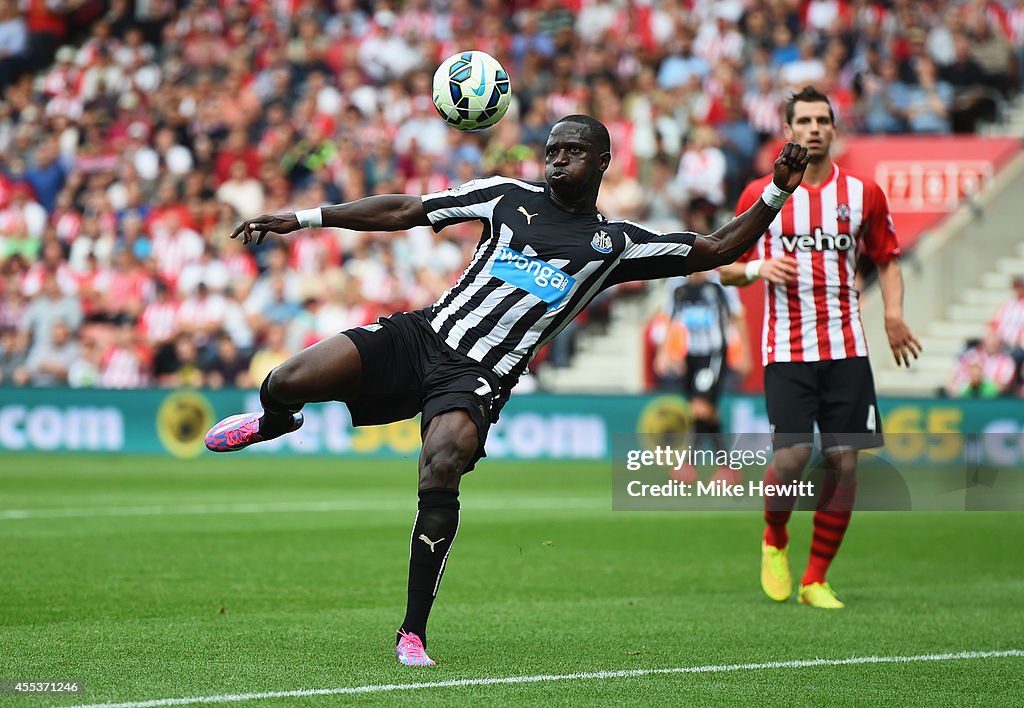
{"left": 694, "top": 419, "right": 712, "bottom": 450}
{"left": 708, "top": 420, "right": 725, "bottom": 452}
{"left": 258, "top": 373, "right": 301, "bottom": 435}
{"left": 399, "top": 488, "right": 460, "bottom": 647}
{"left": 695, "top": 418, "right": 725, "bottom": 453}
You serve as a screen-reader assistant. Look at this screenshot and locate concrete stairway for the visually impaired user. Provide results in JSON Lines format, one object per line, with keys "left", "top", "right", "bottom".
{"left": 538, "top": 289, "right": 654, "bottom": 393}
{"left": 874, "top": 242, "right": 1023, "bottom": 395}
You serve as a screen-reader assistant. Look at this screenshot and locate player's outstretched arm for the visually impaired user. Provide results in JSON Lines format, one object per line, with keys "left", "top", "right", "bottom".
{"left": 877, "top": 259, "right": 922, "bottom": 367}
{"left": 231, "top": 195, "right": 431, "bottom": 245}
{"left": 686, "top": 143, "right": 808, "bottom": 273}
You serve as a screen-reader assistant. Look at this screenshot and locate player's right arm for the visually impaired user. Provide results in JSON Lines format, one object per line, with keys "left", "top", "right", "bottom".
{"left": 231, "top": 195, "right": 430, "bottom": 245}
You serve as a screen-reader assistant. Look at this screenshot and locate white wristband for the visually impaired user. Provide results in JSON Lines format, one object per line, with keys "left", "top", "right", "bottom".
{"left": 745, "top": 259, "right": 764, "bottom": 282}
{"left": 760, "top": 182, "right": 791, "bottom": 210}
{"left": 295, "top": 207, "right": 323, "bottom": 229}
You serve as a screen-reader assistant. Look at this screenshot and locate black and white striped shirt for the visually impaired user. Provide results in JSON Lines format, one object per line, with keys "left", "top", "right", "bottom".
{"left": 421, "top": 176, "right": 697, "bottom": 385}
{"left": 663, "top": 274, "right": 739, "bottom": 357}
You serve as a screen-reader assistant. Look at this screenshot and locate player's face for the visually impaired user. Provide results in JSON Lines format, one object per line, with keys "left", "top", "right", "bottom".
{"left": 784, "top": 101, "right": 834, "bottom": 162}
{"left": 544, "top": 123, "right": 610, "bottom": 199}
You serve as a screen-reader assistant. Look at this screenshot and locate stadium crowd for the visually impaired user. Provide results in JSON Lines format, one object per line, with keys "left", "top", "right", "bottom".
{"left": 1, "top": 0, "right": 1022, "bottom": 390}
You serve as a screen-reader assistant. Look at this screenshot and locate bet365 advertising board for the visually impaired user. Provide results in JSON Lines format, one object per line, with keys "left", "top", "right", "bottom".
{"left": 1, "top": 389, "right": 1023, "bottom": 467}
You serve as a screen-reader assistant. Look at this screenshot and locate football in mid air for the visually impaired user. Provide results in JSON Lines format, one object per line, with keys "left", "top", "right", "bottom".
{"left": 431, "top": 50, "right": 512, "bottom": 132}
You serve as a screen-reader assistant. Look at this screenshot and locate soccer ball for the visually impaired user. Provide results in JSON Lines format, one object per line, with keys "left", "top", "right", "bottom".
{"left": 431, "top": 50, "right": 512, "bottom": 132}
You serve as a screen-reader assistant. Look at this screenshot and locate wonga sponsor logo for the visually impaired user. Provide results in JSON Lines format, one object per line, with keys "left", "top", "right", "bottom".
{"left": 492, "top": 246, "right": 576, "bottom": 309}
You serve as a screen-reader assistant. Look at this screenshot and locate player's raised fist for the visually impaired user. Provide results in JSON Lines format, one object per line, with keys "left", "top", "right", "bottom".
{"left": 230, "top": 212, "right": 301, "bottom": 246}
{"left": 772, "top": 142, "right": 810, "bottom": 192}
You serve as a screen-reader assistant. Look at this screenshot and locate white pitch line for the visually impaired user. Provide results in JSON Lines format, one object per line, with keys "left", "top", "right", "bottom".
{"left": 66, "top": 650, "right": 1024, "bottom": 708}
{"left": 0, "top": 497, "right": 605, "bottom": 521}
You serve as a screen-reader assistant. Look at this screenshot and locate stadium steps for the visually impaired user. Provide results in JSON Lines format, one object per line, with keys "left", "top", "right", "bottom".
{"left": 872, "top": 222, "right": 1024, "bottom": 396}
{"left": 875, "top": 276, "right": 1018, "bottom": 394}
{"left": 539, "top": 292, "right": 652, "bottom": 393}
{"left": 866, "top": 145, "right": 1024, "bottom": 395}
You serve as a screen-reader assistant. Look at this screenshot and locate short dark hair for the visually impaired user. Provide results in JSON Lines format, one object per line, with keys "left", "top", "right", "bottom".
{"left": 785, "top": 86, "right": 835, "bottom": 125}
{"left": 555, "top": 114, "right": 611, "bottom": 154}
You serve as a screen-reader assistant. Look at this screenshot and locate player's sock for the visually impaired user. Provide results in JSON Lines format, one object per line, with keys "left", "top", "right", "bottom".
{"left": 763, "top": 465, "right": 795, "bottom": 549}
{"left": 707, "top": 419, "right": 725, "bottom": 453}
{"left": 802, "top": 475, "right": 856, "bottom": 585}
{"left": 694, "top": 419, "right": 713, "bottom": 452}
{"left": 258, "top": 374, "right": 302, "bottom": 436}
{"left": 399, "top": 488, "right": 460, "bottom": 647}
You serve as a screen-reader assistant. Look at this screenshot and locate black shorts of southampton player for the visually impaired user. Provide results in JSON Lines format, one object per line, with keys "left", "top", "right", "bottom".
{"left": 206, "top": 115, "right": 810, "bottom": 666}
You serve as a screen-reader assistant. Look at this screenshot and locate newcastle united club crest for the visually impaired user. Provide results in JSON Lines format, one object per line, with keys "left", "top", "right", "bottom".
{"left": 591, "top": 229, "right": 613, "bottom": 254}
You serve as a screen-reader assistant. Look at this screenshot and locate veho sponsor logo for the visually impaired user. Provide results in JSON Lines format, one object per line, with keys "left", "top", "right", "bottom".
{"left": 780, "top": 228, "right": 853, "bottom": 252}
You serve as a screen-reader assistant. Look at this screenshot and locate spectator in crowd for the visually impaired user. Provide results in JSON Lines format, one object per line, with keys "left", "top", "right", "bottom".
{"left": 991, "top": 274, "right": 1024, "bottom": 387}
{"left": 991, "top": 275, "right": 1024, "bottom": 355}
{"left": 99, "top": 320, "right": 149, "bottom": 388}
{"left": 860, "top": 58, "right": 910, "bottom": 134}
{"left": 216, "top": 160, "right": 265, "bottom": 220}
{"left": 19, "top": 273, "right": 81, "bottom": 348}
{"left": 248, "top": 323, "right": 291, "bottom": 387}
{"left": 943, "top": 32, "right": 997, "bottom": 133}
{"left": 67, "top": 334, "right": 101, "bottom": 387}
{"left": 675, "top": 126, "right": 726, "bottom": 233}
{"left": 154, "top": 332, "right": 204, "bottom": 389}
{"left": 0, "top": 0, "right": 27, "bottom": 93}
{"left": 204, "top": 331, "right": 251, "bottom": 389}
{"left": 0, "top": 325, "right": 27, "bottom": 384}
{"left": 947, "top": 330, "right": 1017, "bottom": 398}
{"left": 20, "top": 318, "right": 79, "bottom": 386}
{"left": 890, "top": 57, "right": 954, "bottom": 134}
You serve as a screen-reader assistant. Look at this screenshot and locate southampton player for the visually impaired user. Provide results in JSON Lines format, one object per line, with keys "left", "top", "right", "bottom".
{"left": 657, "top": 271, "right": 749, "bottom": 484}
{"left": 205, "top": 115, "right": 809, "bottom": 665}
{"left": 720, "top": 88, "right": 921, "bottom": 609}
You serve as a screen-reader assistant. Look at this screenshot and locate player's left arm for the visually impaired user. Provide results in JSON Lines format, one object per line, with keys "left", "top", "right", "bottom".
{"left": 877, "top": 259, "right": 921, "bottom": 367}
{"left": 687, "top": 143, "right": 809, "bottom": 271}
{"left": 611, "top": 144, "right": 808, "bottom": 285}
{"left": 864, "top": 182, "right": 922, "bottom": 367}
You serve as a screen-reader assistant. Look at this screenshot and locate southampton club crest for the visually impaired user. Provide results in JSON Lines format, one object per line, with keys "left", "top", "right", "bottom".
{"left": 591, "top": 229, "right": 613, "bottom": 254}
{"left": 837, "top": 202, "right": 851, "bottom": 222}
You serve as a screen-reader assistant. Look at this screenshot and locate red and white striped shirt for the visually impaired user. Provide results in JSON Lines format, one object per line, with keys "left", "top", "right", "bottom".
{"left": 992, "top": 296, "right": 1024, "bottom": 349}
{"left": 736, "top": 164, "right": 901, "bottom": 365}
{"left": 99, "top": 346, "right": 149, "bottom": 389}
{"left": 951, "top": 345, "right": 1017, "bottom": 392}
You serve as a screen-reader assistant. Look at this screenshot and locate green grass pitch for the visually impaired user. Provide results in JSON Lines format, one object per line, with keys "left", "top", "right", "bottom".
{"left": 1, "top": 454, "right": 1022, "bottom": 706}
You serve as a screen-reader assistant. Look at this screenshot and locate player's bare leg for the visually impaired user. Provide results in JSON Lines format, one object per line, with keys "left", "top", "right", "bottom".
{"left": 205, "top": 334, "right": 363, "bottom": 452}
{"left": 799, "top": 448, "right": 857, "bottom": 609}
{"left": 761, "top": 445, "right": 812, "bottom": 602}
{"left": 397, "top": 410, "right": 478, "bottom": 666}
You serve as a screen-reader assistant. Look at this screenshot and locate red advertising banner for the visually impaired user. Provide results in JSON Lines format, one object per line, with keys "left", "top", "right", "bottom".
{"left": 835, "top": 136, "right": 1020, "bottom": 251}
{"left": 737, "top": 136, "right": 1021, "bottom": 393}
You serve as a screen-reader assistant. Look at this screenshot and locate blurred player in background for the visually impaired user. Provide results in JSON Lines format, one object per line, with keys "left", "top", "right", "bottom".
{"left": 655, "top": 271, "right": 750, "bottom": 484}
{"left": 720, "top": 87, "right": 921, "bottom": 609}
{"left": 205, "top": 115, "right": 810, "bottom": 665}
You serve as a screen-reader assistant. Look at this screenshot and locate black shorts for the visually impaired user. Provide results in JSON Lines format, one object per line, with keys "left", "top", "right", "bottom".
{"left": 682, "top": 353, "right": 725, "bottom": 403}
{"left": 764, "top": 357, "right": 884, "bottom": 452}
{"left": 342, "top": 309, "right": 504, "bottom": 471}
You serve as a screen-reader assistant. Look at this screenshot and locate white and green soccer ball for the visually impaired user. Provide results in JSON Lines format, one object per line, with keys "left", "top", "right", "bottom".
{"left": 431, "top": 50, "right": 512, "bottom": 132}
